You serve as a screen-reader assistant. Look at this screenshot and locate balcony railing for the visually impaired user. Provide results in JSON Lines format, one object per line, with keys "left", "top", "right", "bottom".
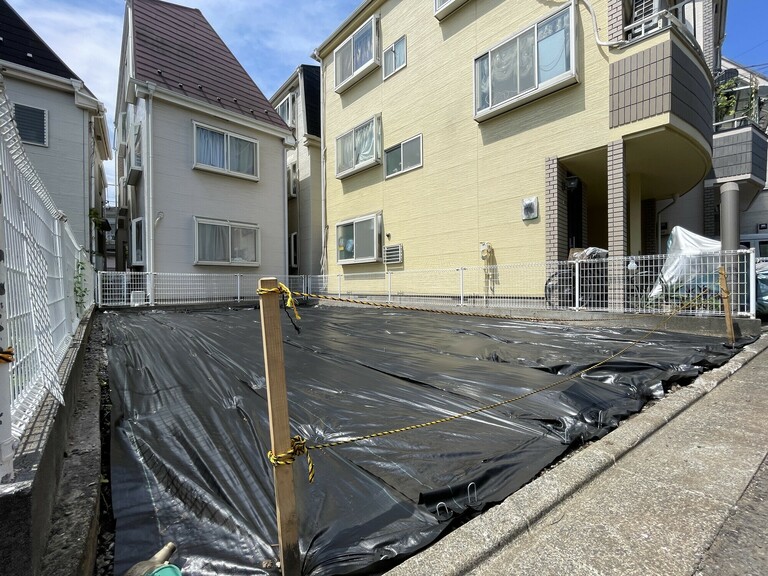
{"left": 625, "top": 0, "right": 700, "bottom": 53}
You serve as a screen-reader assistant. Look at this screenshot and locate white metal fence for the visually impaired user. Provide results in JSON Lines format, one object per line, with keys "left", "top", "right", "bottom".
{"left": 0, "top": 74, "right": 94, "bottom": 480}
{"left": 96, "top": 250, "right": 756, "bottom": 318}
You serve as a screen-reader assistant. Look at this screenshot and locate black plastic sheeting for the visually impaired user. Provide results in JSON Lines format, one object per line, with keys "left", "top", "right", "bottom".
{"left": 104, "top": 307, "right": 747, "bottom": 575}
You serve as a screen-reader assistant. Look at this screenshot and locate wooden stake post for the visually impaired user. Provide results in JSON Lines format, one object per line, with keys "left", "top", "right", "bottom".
{"left": 259, "top": 277, "right": 300, "bottom": 575}
{"left": 719, "top": 266, "right": 735, "bottom": 346}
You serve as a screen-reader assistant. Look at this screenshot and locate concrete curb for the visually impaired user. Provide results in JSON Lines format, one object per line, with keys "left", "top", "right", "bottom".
{"left": 385, "top": 333, "right": 768, "bottom": 576}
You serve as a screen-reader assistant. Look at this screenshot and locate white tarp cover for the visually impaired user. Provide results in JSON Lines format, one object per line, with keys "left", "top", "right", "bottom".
{"left": 649, "top": 226, "right": 721, "bottom": 298}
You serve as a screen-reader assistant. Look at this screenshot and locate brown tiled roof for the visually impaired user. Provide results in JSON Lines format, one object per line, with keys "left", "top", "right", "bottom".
{"left": 132, "top": 0, "right": 287, "bottom": 131}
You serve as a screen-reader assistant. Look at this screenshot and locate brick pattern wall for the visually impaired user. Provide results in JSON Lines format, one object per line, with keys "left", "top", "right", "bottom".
{"left": 610, "top": 41, "right": 713, "bottom": 146}
{"left": 610, "top": 42, "right": 671, "bottom": 128}
{"left": 545, "top": 157, "right": 569, "bottom": 263}
{"left": 703, "top": 186, "right": 718, "bottom": 237}
{"left": 702, "top": 0, "right": 714, "bottom": 71}
{"left": 607, "top": 141, "right": 627, "bottom": 310}
{"left": 607, "top": 0, "right": 625, "bottom": 43}
{"left": 712, "top": 127, "right": 768, "bottom": 181}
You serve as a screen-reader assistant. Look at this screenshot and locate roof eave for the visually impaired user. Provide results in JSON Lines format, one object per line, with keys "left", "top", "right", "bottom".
{"left": 314, "top": 0, "right": 383, "bottom": 59}
{"left": 133, "top": 81, "right": 294, "bottom": 141}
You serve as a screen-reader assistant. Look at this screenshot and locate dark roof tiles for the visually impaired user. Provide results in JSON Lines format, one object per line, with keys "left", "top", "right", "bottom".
{"left": 132, "top": 0, "right": 287, "bottom": 131}
{"left": 0, "top": 0, "right": 80, "bottom": 80}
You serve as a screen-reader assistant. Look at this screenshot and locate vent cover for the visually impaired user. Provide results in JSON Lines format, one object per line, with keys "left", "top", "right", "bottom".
{"left": 384, "top": 244, "right": 403, "bottom": 264}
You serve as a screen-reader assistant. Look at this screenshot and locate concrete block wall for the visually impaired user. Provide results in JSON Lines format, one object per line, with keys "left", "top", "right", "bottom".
{"left": 607, "top": 0, "right": 625, "bottom": 43}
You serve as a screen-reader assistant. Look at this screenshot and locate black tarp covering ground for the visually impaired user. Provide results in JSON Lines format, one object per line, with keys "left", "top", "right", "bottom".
{"left": 104, "top": 306, "right": 746, "bottom": 576}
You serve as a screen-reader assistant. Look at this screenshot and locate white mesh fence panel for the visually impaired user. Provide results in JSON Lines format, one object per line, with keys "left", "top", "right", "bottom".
{"left": 0, "top": 75, "right": 94, "bottom": 469}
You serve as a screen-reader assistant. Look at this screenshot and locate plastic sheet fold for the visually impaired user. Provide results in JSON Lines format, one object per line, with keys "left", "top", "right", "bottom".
{"left": 105, "top": 307, "right": 746, "bottom": 575}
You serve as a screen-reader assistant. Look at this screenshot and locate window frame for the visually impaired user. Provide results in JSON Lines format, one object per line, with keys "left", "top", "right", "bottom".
{"left": 336, "top": 212, "right": 383, "bottom": 265}
{"left": 193, "top": 121, "right": 260, "bottom": 181}
{"left": 334, "top": 15, "right": 380, "bottom": 93}
{"left": 383, "top": 36, "right": 407, "bottom": 80}
{"left": 287, "top": 162, "right": 298, "bottom": 198}
{"left": 289, "top": 231, "right": 299, "bottom": 269}
{"left": 473, "top": 2, "right": 577, "bottom": 122}
{"left": 13, "top": 103, "right": 48, "bottom": 147}
{"left": 335, "top": 115, "right": 381, "bottom": 179}
{"left": 130, "top": 217, "right": 145, "bottom": 266}
{"left": 434, "top": 0, "right": 472, "bottom": 21}
{"left": 276, "top": 93, "right": 295, "bottom": 127}
{"left": 193, "top": 216, "right": 261, "bottom": 267}
{"left": 384, "top": 134, "right": 423, "bottom": 179}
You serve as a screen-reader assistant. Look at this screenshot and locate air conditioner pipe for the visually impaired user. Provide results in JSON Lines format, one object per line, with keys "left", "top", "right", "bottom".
{"left": 122, "top": 542, "right": 181, "bottom": 576}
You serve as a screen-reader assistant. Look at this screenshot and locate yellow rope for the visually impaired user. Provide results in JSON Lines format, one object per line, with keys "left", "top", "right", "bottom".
{"left": 267, "top": 435, "right": 315, "bottom": 483}
{"left": 0, "top": 347, "right": 14, "bottom": 363}
{"left": 257, "top": 282, "right": 301, "bottom": 320}
{"left": 266, "top": 289, "right": 710, "bottom": 482}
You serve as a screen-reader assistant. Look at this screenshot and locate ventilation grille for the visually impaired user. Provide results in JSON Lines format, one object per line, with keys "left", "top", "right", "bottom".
{"left": 384, "top": 244, "right": 403, "bottom": 264}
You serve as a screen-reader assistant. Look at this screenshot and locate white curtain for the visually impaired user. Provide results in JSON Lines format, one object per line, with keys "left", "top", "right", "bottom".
{"left": 355, "top": 120, "right": 374, "bottom": 165}
{"left": 229, "top": 137, "right": 255, "bottom": 175}
{"left": 198, "top": 222, "right": 228, "bottom": 262}
{"left": 196, "top": 127, "right": 225, "bottom": 168}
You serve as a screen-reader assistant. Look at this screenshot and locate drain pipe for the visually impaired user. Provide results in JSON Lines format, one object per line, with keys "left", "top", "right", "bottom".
{"left": 311, "top": 49, "right": 328, "bottom": 275}
{"left": 655, "top": 193, "right": 679, "bottom": 253}
{"left": 146, "top": 82, "right": 156, "bottom": 304}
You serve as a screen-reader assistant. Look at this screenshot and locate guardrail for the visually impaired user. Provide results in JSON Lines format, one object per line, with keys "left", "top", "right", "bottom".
{"left": 0, "top": 74, "right": 94, "bottom": 481}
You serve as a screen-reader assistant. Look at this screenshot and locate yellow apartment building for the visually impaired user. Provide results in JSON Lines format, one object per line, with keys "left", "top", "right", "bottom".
{"left": 314, "top": 0, "right": 726, "bottom": 305}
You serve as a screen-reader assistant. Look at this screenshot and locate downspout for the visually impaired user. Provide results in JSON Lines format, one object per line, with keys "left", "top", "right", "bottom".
{"left": 311, "top": 49, "right": 328, "bottom": 275}
{"left": 88, "top": 113, "right": 95, "bottom": 265}
{"left": 146, "top": 82, "right": 156, "bottom": 303}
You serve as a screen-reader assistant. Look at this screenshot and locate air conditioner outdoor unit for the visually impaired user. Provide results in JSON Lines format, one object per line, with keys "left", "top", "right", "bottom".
{"left": 384, "top": 244, "right": 403, "bottom": 265}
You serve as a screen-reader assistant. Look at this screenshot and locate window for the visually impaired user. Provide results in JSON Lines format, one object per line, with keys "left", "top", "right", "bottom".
{"left": 130, "top": 217, "right": 144, "bottom": 266}
{"left": 434, "top": 0, "right": 472, "bottom": 20}
{"left": 276, "top": 93, "right": 294, "bottom": 127}
{"left": 13, "top": 103, "right": 48, "bottom": 146}
{"left": 474, "top": 4, "right": 575, "bottom": 121}
{"left": 334, "top": 15, "right": 379, "bottom": 92}
{"left": 336, "top": 116, "right": 381, "bottom": 179}
{"left": 337, "top": 213, "right": 382, "bottom": 264}
{"left": 194, "top": 122, "right": 258, "bottom": 179}
{"left": 289, "top": 232, "right": 299, "bottom": 268}
{"left": 383, "top": 36, "right": 407, "bottom": 79}
{"left": 385, "top": 134, "right": 422, "bottom": 178}
{"left": 287, "top": 163, "right": 298, "bottom": 197}
{"left": 194, "top": 217, "right": 261, "bottom": 266}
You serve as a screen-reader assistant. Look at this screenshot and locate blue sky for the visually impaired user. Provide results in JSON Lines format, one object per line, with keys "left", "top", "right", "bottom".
{"left": 8, "top": 0, "right": 767, "bottom": 193}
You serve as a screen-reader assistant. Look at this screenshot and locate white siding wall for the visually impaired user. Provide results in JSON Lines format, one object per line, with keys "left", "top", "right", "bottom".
{"left": 4, "top": 77, "right": 89, "bottom": 248}
{"left": 149, "top": 100, "right": 287, "bottom": 275}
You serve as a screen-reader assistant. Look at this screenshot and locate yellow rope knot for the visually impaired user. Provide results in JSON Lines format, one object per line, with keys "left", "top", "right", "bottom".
{"left": 257, "top": 283, "right": 301, "bottom": 320}
{"left": 0, "top": 347, "right": 14, "bottom": 363}
{"left": 267, "top": 435, "right": 315, "bottom": 483}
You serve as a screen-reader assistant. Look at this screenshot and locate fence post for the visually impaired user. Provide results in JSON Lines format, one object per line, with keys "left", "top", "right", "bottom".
{"left": 574, "top": 260, "right": 581, "bottom": 311}
{"left": 459, "top": 268, "right": 465, "bottom": 307}
{"left": 237, "top": 274, "right": 242, "bottom": 302}
{"left": 387, "top": 272, "right": 392, "bottom": 303}
{"left": 749, "top": 250, "right": 756, "bottom": 319}
{"left": 337, "top": 274, "right": 342, "bottom": 298}
{"left": 148, "top": 272, "right": 156, "bottom": 306}
{"left": 719, "top": 266, "right": 735, "bottom": 345}
{"left": 0, "top": 182, "right": 13, "bottom": 480}
{"left": 258, "top": 277, "right": 300, "bottom": 575}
